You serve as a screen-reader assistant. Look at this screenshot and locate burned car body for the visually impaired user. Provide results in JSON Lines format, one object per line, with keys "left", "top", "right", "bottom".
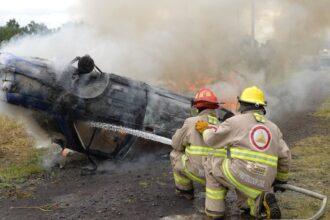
{"left": 0, "top": 53, "right": 232, "bottom": 160}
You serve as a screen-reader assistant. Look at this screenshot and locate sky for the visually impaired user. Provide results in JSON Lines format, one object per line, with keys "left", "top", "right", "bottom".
{"left": 1, "top": 1, "right": 327, "bottom": 44}
{"left": 0, "top": 0, "right": 78, "bottom": 28}
{"left": 0, "top": 0, "right": 278, "bottom": 42}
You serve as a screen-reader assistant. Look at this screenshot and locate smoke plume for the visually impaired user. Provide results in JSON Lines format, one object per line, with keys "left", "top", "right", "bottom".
{"left": 1, "top": 0, "right": 330, "bottom": 122}
{"left": 0, "top": 104, "right": 51, "bottom": 148}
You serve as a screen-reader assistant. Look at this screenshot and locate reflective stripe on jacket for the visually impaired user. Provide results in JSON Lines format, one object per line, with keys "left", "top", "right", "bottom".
{"left": 171, "top": 109, "right": 221, "bottom": 180}
{"left": 203, "top": 111, "right": 291, "bottom": 191}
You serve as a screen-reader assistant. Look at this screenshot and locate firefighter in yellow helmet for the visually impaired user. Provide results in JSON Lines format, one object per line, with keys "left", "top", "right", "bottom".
{"left": 170, "top": 88, "right": 225, "bottom": 199}
{"left": 196, "top": 86, "right": 291, "bottom": 219}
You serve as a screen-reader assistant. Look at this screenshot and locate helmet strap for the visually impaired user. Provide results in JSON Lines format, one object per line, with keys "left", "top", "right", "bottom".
{"left": 239, "top": 101, "right": 266, "bottom": 115}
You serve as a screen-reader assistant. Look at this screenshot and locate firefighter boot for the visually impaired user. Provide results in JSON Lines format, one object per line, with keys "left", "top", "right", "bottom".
{"left": 203, "top": 215, "right": 224, "bottom": 220}
{"left": 175, "top": 188, "right": 194, "bottom": 200}
{"left": 259, "top": 192, "right": 281, "bottom": 219}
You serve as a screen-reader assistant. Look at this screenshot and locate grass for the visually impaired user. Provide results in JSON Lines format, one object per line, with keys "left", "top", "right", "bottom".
{"left": 277, "top": 135, "right": 330, "bottom": 219}
{"left": 0, "top": 115, "right": 44, "bottom": 185}
{"left": 314, "top": 97, "right": 330, "bottom": 119}
{"left": 277, "top": 98, "right": 330, "bottom": 219}
{"left": 0, "top": 96, "right": 329, "bottom": 216}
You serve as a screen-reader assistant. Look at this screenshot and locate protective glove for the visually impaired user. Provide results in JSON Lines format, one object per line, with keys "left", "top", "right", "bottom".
{"left": 272, "top": 179, "right": 287, "bottom": 192}
{"left": 195, "top": 121, "right": 209, "bottom": 134}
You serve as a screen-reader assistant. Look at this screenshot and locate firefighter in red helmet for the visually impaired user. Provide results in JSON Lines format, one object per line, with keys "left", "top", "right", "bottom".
{"left": 170, "top": 88, "right": 226, "bottom": 199}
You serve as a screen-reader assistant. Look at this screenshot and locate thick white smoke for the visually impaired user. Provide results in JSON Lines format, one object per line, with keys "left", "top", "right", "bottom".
{"left": 0, "top": 104, "right": 51, "bottom": 148}
{"left": 1, "top": 0, "right": 254, "bottom": 85}
{"left": 1, "top": 0, "right": 330, "bottom": 121}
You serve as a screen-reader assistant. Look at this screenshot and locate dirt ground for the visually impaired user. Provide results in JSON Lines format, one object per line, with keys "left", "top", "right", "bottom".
{"left": 0, "top": 106, "right": 329, "bottom": 220}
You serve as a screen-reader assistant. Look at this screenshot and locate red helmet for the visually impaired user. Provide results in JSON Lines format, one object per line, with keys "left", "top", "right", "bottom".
{"left": 193, "top": 88, "right": 219, "bottom": 109}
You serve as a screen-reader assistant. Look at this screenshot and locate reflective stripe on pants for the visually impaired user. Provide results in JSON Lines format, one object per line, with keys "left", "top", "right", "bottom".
{"left": 247, "top": 197, "right": 257, "bottom": 216}
{"left": 205, "top": 166, "right": 226, "bottom": 218}
{"left": 181, "top": 154, "right": 205, "bottom": 185}
{"left": 170, "top": 151, "right": 193, "bottom": 191}
{"left": 222, "top": 158, "right": 262, "bottom": 199}
{"left": 173, "top": 171, "right": 193, "bottom": 191}
{"left": 206, "top": 187, "right": 226, "bottom": 200}
{"left": 276, "top": 171, "right": 289, "bottom": 181}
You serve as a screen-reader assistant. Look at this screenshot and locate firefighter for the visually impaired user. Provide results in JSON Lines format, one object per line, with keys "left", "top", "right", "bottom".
{"left": 196, "top": 86, "right": 291, "bottom": 219}
{"left": 170, "top": 88, "right": 226, "bottom": 199}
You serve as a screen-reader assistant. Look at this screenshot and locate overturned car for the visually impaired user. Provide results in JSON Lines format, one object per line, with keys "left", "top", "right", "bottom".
{"left": 0, "top": 53, "right": 232, "bottom": 160}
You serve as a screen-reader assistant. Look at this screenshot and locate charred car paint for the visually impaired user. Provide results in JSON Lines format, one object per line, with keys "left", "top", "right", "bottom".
{"left": 0, "top": 53, "right": 232, "bottom": 159}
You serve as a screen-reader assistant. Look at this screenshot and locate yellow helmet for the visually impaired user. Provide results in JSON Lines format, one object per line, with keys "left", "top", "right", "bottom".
{"left": 238, "top": 86, "right": 267, "bottom": 106}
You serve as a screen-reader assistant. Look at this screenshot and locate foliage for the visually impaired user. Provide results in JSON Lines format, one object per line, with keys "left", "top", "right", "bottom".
{"left": 0, "top": 19, "right": 51, "bottom": 45}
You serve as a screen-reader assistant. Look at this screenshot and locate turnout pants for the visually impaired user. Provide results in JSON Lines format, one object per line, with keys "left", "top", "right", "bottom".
{"left": 170, "top": 150, "right": 205, "bottom": 191}
{"left": 204, "top": 158, "right": 263, "bottom": 218}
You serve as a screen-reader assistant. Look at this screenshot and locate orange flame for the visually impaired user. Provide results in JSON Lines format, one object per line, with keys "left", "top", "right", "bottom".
{"left": 163, "top": 70, "right": 241, "bottom": 114}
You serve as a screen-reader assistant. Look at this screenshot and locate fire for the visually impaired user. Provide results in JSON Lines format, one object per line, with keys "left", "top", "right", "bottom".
{"left": 163, "top": 70, "right": 240, "bottom": 113}
{"left": 164, "top": 74, "right": 217, "bottom": 94}
{"left": 184, "top": 76, "right": 217, "bottom": 93}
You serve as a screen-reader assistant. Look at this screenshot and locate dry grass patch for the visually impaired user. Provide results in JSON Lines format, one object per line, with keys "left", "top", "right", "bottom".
{"left": 277, "top": 135, "right": 330, "bottom": 219}
{"left": 314, "top": 97, "right": 330, "bottom": 119}
{"left": 0, "top": 115, "right": 43, "bottom": 185}
{"left": 278, "top": 97, "right": 330, "bottom": 219}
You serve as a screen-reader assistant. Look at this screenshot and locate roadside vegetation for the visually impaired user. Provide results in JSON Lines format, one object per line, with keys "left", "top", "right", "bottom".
{"left": 0, "top": 19, "right": 51, "bottom": 46}
{"left": 314, "top": 97, "right": 330, "bottom": 119}
{"left": 0, "top": 115, "right": 44, "bottom": 194}
{"left": 278, "top": 98, "right": 330, "bottom": 219}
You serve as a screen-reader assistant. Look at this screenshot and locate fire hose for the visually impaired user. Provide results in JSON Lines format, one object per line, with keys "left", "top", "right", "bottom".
{"left": 276, "top": 184, "right": 327, "bottom": 220}
{"left": 87, "top": 121, "right": 328, "bottom": 219}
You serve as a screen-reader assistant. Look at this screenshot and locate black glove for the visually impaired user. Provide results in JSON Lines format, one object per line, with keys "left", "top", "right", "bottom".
{"left": 272, "top": 179, "right": 287, "bottom": 192}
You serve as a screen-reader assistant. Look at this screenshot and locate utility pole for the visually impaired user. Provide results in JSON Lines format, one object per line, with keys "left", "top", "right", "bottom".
{"left": 251, "top": 0, "right": 256, "bottom": 46}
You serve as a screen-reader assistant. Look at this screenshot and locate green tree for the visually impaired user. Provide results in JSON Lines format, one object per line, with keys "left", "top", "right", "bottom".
{"left": 22, "top": 21, "right": 50, "bottom": 34}
{"left": 0, "top": 19, "right": 51, "bottom": 45}
{"left": 0, "top": 19, "right": 22, "bottom": 44}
